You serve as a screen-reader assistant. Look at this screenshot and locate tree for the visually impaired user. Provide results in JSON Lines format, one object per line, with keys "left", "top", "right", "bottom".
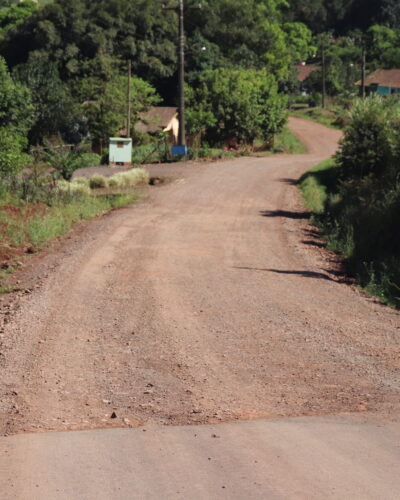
{"left": 366, "top": 25, "right": 400, "bottom": 69}
{"left": 186, "top": 68, "right": 287, "bottom": 145}
{"left": 14, "top": 52, "right": 72, "bottom": 144}
{"left": 0, "top": 56, "right": 34, "bottom": 136}
{"left": 0, "top": 128, "right": 30, "bottom": 177}
{"left": 79, "top": 73, "right": 160, "bottom": 147}
{"left": 0, "top": 0, "right": 36, "bottom": 33}
{"left": 0, "top": 56, "right": 33, "bottom": 176}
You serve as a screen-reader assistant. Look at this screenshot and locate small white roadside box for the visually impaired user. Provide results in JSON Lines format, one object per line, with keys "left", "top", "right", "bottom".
{"left": 109, "top": 137, "right": 132, "bottom": 166}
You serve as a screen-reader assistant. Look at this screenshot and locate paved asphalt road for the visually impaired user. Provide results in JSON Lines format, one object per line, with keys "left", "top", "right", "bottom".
{"left": 1, "top": 415, "right": 399, "bottom": 499}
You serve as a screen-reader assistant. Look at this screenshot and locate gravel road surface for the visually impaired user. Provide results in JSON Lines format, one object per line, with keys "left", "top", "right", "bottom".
{"left": 0, "top": 118, "right": 399, "bottom": 433}
{"left": 0, "top": 117, "right": 399, "bottom": 498}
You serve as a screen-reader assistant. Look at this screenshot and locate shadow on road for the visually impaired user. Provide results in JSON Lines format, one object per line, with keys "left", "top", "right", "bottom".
{"left": 260, "top": 210, "right": 311, "bottom": 220}
{"left": 276, "top": 178, "right": 299, "bottom": 186}
{"left": 234, "top": 267, "right": 353, "bottom": 285}
{"left": 302, "top": 239, "right": 327, "bottom": 249}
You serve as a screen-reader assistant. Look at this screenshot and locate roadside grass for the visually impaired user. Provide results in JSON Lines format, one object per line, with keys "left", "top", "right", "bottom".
{"left": 0, "top": 194, "right": 138, "bottom": 256}
{"left": 290, "top": 107, "right": 344, "bottom": 130}
{"left": 189, "top": 147, "right": 238, "bottom": 161}
{"left": 273, "top": 126, "right": 307, "bottom": 154}
{"left": 0, "top": 170, "right": 146, "bottom": 285}
{"left": 299, "top": 158, "right": 339, "bottom": 214}
{"left": 299, "top": 158, "right": 400, "bottom": 308}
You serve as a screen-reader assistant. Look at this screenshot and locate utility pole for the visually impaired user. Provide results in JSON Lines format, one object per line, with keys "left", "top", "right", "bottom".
{"left": 361, "top": 44, "right": 366, "bottom": 99}
{"left": 322, "top": 42, "right": 326, "bottom": 109}
{"left": 178, "top": 0, "right": 186, "bottom": 146}
{"left": 127, "top": 59, "right": 132, "bottom": 138}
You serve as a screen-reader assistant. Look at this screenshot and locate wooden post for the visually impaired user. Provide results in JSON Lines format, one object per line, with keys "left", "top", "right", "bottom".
{"left": 127, "top": 60, "right": 132, "bottom": 137}
{"left": 178, "top": 0, "right": 186, "bottom": 146}
{"left": 322, "top": 43, "right": 326, "bottom": 109}
{"left": 361, "top": 45, "right": 366, "bottom": 99}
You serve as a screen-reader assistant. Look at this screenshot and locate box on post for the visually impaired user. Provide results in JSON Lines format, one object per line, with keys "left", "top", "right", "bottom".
{"left": 109, "top": 138, "right": 132, "bottom": 166}
{"left": 171, "top": 145, "right": 188, "bottom": 156}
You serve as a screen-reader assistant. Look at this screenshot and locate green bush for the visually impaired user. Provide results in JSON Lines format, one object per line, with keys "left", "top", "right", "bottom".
{"left": 131, "top": 143, "right": 171, "bottom": 164}
{"left": 337, "top": 96, "right": 400, "bottom": 180}
{"left": 0, "top": 129, "right": 30, "bottom": 177}
{"left": 80, "top": 153, "right": 101, "bottom": 167}
{"left": 89, "top": 175, "right": 108, "bottom": 189}
{"left": 186, "top": 68, "right": 287, "bottom": 146}
{"left": 304, "top": 96, "right": 400, "bottom": 307}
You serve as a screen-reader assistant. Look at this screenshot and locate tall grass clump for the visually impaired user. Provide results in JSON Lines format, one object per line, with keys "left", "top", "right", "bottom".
{"left": 302, "top": 95, "right": 400, "bottom": 307}
{"left": 108, "top": 168, "right": 150, "bottom": 188}
{"left": 89, "top": 175, "right": 108, "bottom": 189}
{"left": 57, "top": 179, "right": 91, "bottom": 197}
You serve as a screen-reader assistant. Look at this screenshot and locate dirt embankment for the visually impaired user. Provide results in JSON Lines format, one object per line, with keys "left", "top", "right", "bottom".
{"left": 0, "top": 118, "right": 399, "bottom": 436}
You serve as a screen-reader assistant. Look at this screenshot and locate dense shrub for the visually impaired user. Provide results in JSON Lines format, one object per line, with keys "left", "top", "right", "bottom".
{"left": 337, "top": 97, "right": 400, "bottom": 181}
{"left": 324, "top": 96, "right": 400, "bottom": 306}
{"left": 186, "top": 68, "right": 287, "bottom": 146}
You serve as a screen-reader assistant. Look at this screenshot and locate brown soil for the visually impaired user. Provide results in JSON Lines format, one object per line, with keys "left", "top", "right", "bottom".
{"left": 0, "top": 118, "right": 399, "bottom": 436}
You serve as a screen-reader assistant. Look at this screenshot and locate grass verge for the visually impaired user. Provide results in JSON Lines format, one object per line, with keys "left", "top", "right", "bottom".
{"left": 0, "top": 193, "right": 137, "bottom": 277}
{"left": 299, "top": 158, "right": 400, "bottom": 308}
{"left": 290, "top": 107, "right": 343, "bottom": 130}
{"left": 299, "top": 158, "right": 338, "bottom": 214}
{"left": 273, "top": 126, "right": 307, "bottom": 154}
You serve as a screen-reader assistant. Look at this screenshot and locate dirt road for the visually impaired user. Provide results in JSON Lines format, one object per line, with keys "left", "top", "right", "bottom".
{"left": 0, "top": 118, "right": 399, "bottom": 437}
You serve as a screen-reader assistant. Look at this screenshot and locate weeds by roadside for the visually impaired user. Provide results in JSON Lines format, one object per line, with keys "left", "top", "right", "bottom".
{"left": 290, "top": 107, "right": 345, "bottom": 130}
{"left": 273, "top": 127, "right": 307, "bottom": 154}
{"left": 0, "top": 167, "right": 149, "bottom": 284}
{"left": 299, "top": 98, "right": 400, "bottom": 308}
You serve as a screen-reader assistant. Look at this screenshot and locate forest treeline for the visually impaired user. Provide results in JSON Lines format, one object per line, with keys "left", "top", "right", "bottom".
{"left": 0, "top": 0, "right": 399, "bottom": 152}
{"left": 0, "top": 0, "right": 398, "bottom": 166}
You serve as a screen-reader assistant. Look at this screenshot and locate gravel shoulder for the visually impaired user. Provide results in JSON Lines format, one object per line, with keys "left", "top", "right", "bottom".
{"left": 0, "top": 118, "right": 399, "bottom": 436}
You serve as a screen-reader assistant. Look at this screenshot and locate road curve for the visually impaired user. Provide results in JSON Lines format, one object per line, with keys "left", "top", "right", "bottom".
{"left": 0, "top": 118, "right": 399, "bottom": 499}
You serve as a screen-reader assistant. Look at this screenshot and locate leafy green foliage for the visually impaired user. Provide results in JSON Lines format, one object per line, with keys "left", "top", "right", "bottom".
{"left": 0, "top": 0, "right": 37, "bottom": 33}
{"left": 0, "top": 129, "right": 30, "bottom": 176}
{"left": 303, "top": 97, "right": 400, "bottom": 307}
{"left": 0, "top": 56, "right": 34, "bottom": 136}
{"left": 337, "top": 96, "right": 400, "bottom": 180}
{"left": 187, "top": 68, "right": 287, "bottom": 145}
{"left": 0, "top": 56, "right": 33, "bottom": 177}
{"left": 14, "top": 52, "right": 72, "bottom": 144}
{"left": 79, "top": 74, "right": 160, "bottom": 147}
{"left": 285, "top": 0, "right": 400, "bottom": 33}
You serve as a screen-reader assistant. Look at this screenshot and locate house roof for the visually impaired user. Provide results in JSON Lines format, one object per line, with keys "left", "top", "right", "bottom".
{"left": 355, "top": 69, "right": 400, "bottom": 88}
{"left": 135, "top": 107, "right": 178, "bottom": 134}
{"left": 294, "top": 64, "right": 319, "bottom": 82}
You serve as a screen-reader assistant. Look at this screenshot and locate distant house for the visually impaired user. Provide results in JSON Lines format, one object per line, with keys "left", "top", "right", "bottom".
{"left": 135, "top": 107, "right": 179, "bottom": 144}
{"left": 355, "top": 69, "right": 400, "bottom": 96}
{"left": 294, "top": 63, "right": 319, "bottom": 95}
{"left": 295, "top": 63, "right": 320, "bottom": 83}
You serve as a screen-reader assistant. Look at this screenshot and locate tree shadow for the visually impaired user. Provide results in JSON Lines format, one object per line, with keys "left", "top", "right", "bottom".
{"left": 234, "top": 266, "right": 354, "bottom": 284}
{"left": 234, "top": 266, "right": 332, "bottom": 280}
{"left": 302, "top": 239, "right": 327, "bottom": 249}
{"left": 277, "top": 178, "right": 298, "bottom": 186}
{"left": 303, "top": 227, "right": 323, "bottom": 238}
{"left": 260, "top": 210, "right": 311, "bottom": 220}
